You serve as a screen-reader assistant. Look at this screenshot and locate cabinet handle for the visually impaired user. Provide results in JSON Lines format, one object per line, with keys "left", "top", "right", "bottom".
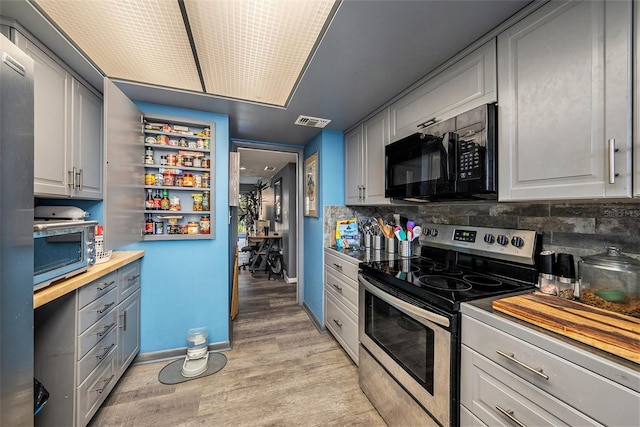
{"left": 76, "top": 168, "right": 83, "bottom": 190}
{"left": 96, "top": 343, "right": 115, "bottom": 360}
{"left": 496, "top": 350, "right": 549, "bottom": 380}
{"left": 96, "top": 302, "right": 115, "bottom": 314}
{"left": 68, "top": 168, "right": 75, "bottom": 188}
{"left": 127, "top": 274, "right": 141, "bottom": 282}
{"left": 495, "top": 405, "right": 527, "bottom": 427}
{"left": 417, "top": 117, "right": 437, "bottom": 129}
{"left": 97, "top": 280, "right": 116, "bottom": 291}
{"left": 332, "top": 283, "right": 343, "bottom": 291}
{"left": 333, "top": 319, "right": 343, "bottom": 327}
{"left": 608, "top": 138, "right": 619, "bottom": 184}
{"left": 92, "top": 374, "right": 115, "bottom": 394}
{"left": 361, "top": 186, "right": 365, "bottom": 200}
{"left": 120, "top": 311, "right": 127, "bottom": 331}
{"left": 97, "top": 322, "right": 116, "bottom": 337}
{"left": 332, "top": 263, "right": 343, "bottom": 270}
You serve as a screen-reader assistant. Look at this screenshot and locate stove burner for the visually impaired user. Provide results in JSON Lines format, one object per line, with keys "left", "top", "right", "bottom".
{"left": 418, "top": 275, "right": 473, "bottom": 292}
{"left": 463, "top": 275, "right": 502, "bottom": 287}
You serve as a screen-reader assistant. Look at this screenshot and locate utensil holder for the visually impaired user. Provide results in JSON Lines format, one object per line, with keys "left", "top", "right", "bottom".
{"left": 364, "top": 234, "right": 371, "bottom": 248}
{"left": 386, "top": 238, "right": 395, "bottom": 254}
{"left": 399, "top": 240, "right": 412, "bottom": 257}
{"left": 372, "top": 236, "right": 384, "bottom": 250}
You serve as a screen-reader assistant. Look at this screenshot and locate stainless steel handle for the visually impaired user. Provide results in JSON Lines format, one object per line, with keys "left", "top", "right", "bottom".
{"left": 495, "top": 405, "right": 527, "bottom": 427}
{"left": 97, "top": 322, "right": 116, "bottom": 337}
{"left": 97, "top": 280, "right": 116, "bottom": 291}
{"left": 332, "top": 263, "right": 343, "bottom": 270}
{"left": 333, "top": 319, "right": 343, "bottom": 327}
{"left": 76, "top": 168, "right": 83, "bottom": 190}
{"left": 68, "top": 168, "right": 75, "bottom": 188}
{"left": 332, "top": 283, "right": 343, "bottom": 291}
{"left": 127, "top": 274, "right": 141, "bottom": 282}
{"left": 96, "top": 343, "right": 115, "bottom": 360}
{"left": 92, "top": 374, "right": 115, "bottom": 394}
{"left": 359, "top": 273, "right": 450, "bottom": 328}
{"left": 417, "top": 117, "right": 437, "bottom": 129}
{"left": 496, "top": 350, "right": 549, "bottom": 380}
{"left": 96, "top": 302, "right": 115, "bottom": 314}
{"left": 120, "top": 311, "right": 127, "bottom": 331}
{"left": 608, "top": 138, "right": 619, "bottom": 184}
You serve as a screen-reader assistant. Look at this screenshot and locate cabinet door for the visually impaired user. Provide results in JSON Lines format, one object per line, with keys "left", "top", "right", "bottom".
{"left": 72, "top": 81, "right": 103, "bottom": 199}
{"left": 635, "top": 3, "right": 640, "bottom": 197}
{"left": 344, "top": 125, "right": 363, "bottom": 205}
{"left": 389, "top": 39, "right": 497, "bottom": 143}
{"left": 498, "top": 0, "right": 632, "bottom": 201}
{"left": 362, "top": 109, "right": 390, "bottom": 205}
{"left": 117, "top": 290, "right": 140, "bottom": 375}
{"left": 27, "top": 38, "right": 72, "bottom": 197}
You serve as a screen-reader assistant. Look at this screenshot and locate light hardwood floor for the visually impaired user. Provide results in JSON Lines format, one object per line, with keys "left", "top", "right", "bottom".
{"left": 89, "top": 261, "right": 385, "bottom": 426}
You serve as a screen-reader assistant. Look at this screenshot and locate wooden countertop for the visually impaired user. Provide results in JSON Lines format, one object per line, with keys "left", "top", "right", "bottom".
{"left": 34, "top": 251, "right": 144, "bottom": 309}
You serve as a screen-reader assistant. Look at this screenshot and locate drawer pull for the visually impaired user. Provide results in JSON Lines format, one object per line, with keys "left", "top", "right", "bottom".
{"left": 495, "top": 405, "right": 527, "bottom": 427}
{"left": 96, "top": 302, "right": 115, "bottom": 314}
{"left": 332, "top": 283, "right": 343, "bottom": 291}
{"left": 96, "top": 343, "right": 115, "bottom": 360}
{"left": 333, "top": 319, "right": 343, "bottom": 328}
{"left": 332, "top": 263, "right": 343, "bottom": 269}
{"left": 92, "top": 374, "right": 115, "bottom": 394}
{"left": 97, "top": 322, "right": 116, "bottom": 337}
{"left": 417, "top": 117, "right": 437, "bottom": 129}
{"left": 119, "top": 311, "right": 127, "bottom": 331}
{"left": 127, "top": 274, "right": 141, "bottom": 282}
{"left": 496, "top": 350, "right": 549, "bottom": 380}
{"left": 97, "top": 280, "right": 116, "bottom": 291}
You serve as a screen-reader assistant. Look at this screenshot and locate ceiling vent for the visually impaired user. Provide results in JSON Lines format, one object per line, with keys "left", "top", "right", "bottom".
{"left": 264, "top": 166, "right": 276, "bottom": 172}
{"left": 294, "top": 115, "right": 331, "bottom": 128}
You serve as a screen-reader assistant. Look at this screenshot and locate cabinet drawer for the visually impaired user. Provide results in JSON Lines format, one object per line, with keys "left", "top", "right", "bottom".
{"left": 461, "top": 345, "right": 598, "bottom": 426}
{"left": 78, "top": 309, "right": 118, "bottom": 360}
{"left": 118, "top": 260, "right": 141, "bottom": 302}
{"left": 325, "top": 291, "right": 359, "bottom": 364}
{"left": 77, "top": 351, "right": 117, "bottom": 427}
{"left": 77, "top": 326, "right": 116, "bottom": 385}
{"left": 77, "top": 287, "right": 117, "bottom": 334}
{"left": 462, "top": 315, "right": 639, "bottom": 426}
{"left": 78, "top": 271, "right": 117, "bottom": 308}
{"left": 324, "top": 251, "right": 359, "bottom": 281}
{"left": 325, "top": 267, "right": 358, "bottom": 314}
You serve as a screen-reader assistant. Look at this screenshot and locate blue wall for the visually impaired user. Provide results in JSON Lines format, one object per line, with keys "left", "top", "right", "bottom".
{"left": 121, "top": 103, "right": 230, "bottom": 353}
{"left": 303, "top": 130, "right": 345, "bottom": 324}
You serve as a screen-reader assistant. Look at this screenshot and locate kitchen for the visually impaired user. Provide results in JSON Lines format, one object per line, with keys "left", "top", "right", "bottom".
{"left": 1, "top": 0, "right": 639, "bottom": 426}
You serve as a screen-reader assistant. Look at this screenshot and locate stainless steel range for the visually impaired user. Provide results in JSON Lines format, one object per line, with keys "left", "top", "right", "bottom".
{"left": 358, "top": 223, "right": 541, "bottom": 426}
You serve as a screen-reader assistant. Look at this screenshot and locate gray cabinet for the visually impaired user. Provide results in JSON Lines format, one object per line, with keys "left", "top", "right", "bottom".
{"left": 389, "top": 39, "right": 496, "bottom": 143}
{"left": 635, "top": 3, "right": 640, "bottom": 197}
{"left": 344, "top": 109, "right": 390, "bottom": 205}
{"left": 11, "top": 28, "right": 103, "bottom": 199}
{"left": 34, "top": 260, "right": 141, "bottom": 427}
{"left": 324, "top": 248, "right": 360, "bottom": 364}
{"left": 498, "top": 0, "right": 632, "bottom": 201}
{"left": 460, "top": 307, "right": 640, "bottom": 427}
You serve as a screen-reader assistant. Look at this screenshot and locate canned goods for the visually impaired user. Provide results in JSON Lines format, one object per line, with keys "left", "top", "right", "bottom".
{"left": 155, "top": 173, "right": 164, "bottom": 185}
{"left": 154, "top": 221, "right": 164, "bottom": 235}
{"left": 164, "top": 172, "right": 174, "bottom": 186}
{"left": 177, "top": 154, "right": 184, "bottom": 167}
{"left": 167, "top": 154, "right": 177, "bottom": 166}
{"left": 199, "top": 216, "right": 210, "bottom": 234}
{"left": 187, "top": 222, "right": 199, "bottom": 234}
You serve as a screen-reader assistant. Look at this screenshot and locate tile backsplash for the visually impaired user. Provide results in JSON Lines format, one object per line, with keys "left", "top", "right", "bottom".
{"left": 324, "top": 200, "right": 640, "bottom": 261}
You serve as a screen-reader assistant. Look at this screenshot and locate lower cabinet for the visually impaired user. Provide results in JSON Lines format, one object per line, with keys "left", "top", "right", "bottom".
{"left": 34, "top": 260, "right": 141, "bottom": 427}
{"left": 324, "top": 249, "right": 360, "bottom": 365}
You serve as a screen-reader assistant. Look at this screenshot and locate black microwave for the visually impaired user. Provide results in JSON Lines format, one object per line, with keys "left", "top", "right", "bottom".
{"left": 385, "top": 103, "right": 497, "bottom": 201}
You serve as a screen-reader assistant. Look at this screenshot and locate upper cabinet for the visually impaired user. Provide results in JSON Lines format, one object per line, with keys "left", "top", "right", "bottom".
{"left": 389, "top": 39, "right": 497, "bottom": 143}
{"left": 498, "top": 0, "right": 632, "bottom": 201}
{"left": 634, "top": 3, "right": 640, "bottom": 198}
{"left": 345, "top": 109, "right": 391, "bottom": 205}
{"left": 11, "top": 28, "right": 103, "bottom": 199}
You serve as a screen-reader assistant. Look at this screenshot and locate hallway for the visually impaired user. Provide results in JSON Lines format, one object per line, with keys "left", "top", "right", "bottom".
{"left": 89, "top": 266, "right": 385, "bottom": 426}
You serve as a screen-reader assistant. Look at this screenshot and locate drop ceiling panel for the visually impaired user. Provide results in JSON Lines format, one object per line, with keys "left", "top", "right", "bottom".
{"left": 34, "top": 0, "right": 202, "bottom": 92}
{"left": 184, "top": 0, "right": 337, "bottom": 106}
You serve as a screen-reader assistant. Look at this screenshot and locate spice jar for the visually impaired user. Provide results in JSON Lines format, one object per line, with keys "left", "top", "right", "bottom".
{"left": 199, "top": 215, "right": 210, "bottom": 234}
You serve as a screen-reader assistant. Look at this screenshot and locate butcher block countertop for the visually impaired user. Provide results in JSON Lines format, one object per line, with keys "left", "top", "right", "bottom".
{"left": 34, "top": 251, "right": 144, "bottom": 309}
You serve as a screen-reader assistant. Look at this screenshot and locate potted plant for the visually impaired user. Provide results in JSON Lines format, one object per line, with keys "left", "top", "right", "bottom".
{"left": 239, "top": 180, "right": 268, "bottom": 234}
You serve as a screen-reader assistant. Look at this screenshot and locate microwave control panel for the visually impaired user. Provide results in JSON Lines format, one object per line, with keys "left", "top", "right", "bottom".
{"left": 457, "top": 140, "right": 483, "bottom": 180}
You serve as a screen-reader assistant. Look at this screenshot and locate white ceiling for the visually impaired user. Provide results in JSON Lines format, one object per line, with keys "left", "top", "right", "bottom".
{"left": 238, "top": 147, "right": 297, "bottom": 184}
{"left": 0, "top": 0, "right": 532, "bottom": 146}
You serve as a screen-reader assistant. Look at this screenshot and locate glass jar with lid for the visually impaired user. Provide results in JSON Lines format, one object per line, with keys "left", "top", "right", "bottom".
{"left": 578, "top": 247, "right": 640, "bottom": 318}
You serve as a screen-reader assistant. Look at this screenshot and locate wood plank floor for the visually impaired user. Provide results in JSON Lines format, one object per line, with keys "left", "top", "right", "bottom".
{"left": 89, "top": 264, "right": 385, "bottom": 426}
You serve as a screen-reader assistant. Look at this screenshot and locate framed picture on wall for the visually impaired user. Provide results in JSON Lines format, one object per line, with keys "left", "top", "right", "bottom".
{"left": 274, "top": 178, "right": 282, "bottom": 223}
{"left": 304, "top": 152, "right": 318, "bottom": 217}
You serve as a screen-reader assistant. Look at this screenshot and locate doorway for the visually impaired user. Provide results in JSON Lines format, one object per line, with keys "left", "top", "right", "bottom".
{"left": 229, "top": 142, "right": 304, "bottom": 322}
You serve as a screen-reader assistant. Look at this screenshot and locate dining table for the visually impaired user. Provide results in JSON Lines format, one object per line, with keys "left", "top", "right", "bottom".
{"left": 246, "top": 233, "right": 282, "bottom": 272}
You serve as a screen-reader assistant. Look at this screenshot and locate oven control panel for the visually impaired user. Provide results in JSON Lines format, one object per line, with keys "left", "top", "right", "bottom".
{"left": 419, "top": 223, "right": 539, "bottom": 265}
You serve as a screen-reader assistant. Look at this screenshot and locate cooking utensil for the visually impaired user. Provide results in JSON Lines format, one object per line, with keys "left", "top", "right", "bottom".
{"left": 411, "top": 226, "right": 422, "bottom": 241}
{"left": 406, "top": 221, "right": 415, "bottom": 231}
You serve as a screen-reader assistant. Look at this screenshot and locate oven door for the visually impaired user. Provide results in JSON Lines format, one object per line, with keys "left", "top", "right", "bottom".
{"left": 359, "top": 273, "right": 452, "bottom": 426}
{"left": 33, "top": 225, "right": 89, "bottom": 290}
{"left": 385, "top": 132, "right": 457, "bottom": 199}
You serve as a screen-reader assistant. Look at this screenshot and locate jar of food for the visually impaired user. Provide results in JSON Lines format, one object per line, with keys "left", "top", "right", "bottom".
{"left": 183, "top": 173, "right": 194, "bottom": 187}
{"left": 188, "top": 140, "right": 197, "bottom": 148}
{"left": 203, "top": 139, "right": 210, "bottom": 150}
{"left": 203, "top": 172, "right": 210, "bottom": 188}
{"left": 163, "top": 172, "right": 174, "bottom": 186}
{"left": 201, "top": 157, "right": 210, "bottom": 169}
{"left": 199, "top": 215, "right": 210, "bottom": 234}
{"left": 179, "top": 138, "right": 188, "bottom": 147}
{"left": 144, "top": 147, "right": 154, "bottom": 165}
{"left": 192, "top": 193, "right": 203, "bottom": 211}
{"left": 187, "top": 222, "right": 199, "bottom": 234}
{"left": 194, "top": 174, "right": 202, "bottom": 188}
{"left": 193, "top": 157, "right": 202, "bottom": 168}
{"left": 169, "top": 195, "right": 181, "bottom": 211}
{"left": 176, "top": 154, "right": 184, "bottom": 167}
{"left": 202, "top": 191, "right": 210, "bottom": 211}
{"left": 184, "top": 156, "right": 193, "bottom": 167}
{"left": 156, "top": 135, "right": 168, "bottom": 145}
{"left": 196, "top": 139, "right": 204, "bottom": 149}
{"left": 175, "top": 176, "right": 184, "bottom": 187}
{"left": 155, "top": 173, "right": 164, "bottom": 185}
{"left": 145, "top": 172, "right": 155, "bottom": 186}
{"left": 166, "top": 154, "right": 177, "bottom": 166}
{"left": 578, "top": 247, "right": 640, "bottom": 318}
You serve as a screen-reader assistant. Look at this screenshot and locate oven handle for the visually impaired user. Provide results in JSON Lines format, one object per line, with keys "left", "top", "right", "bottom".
{"left": 359, "top": 273, "right": 450, "bottom": 328}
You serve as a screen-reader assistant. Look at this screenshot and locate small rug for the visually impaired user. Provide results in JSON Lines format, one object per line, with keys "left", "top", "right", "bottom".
{"left": 158, "top": 352, "right": 227, "bottom": 385}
